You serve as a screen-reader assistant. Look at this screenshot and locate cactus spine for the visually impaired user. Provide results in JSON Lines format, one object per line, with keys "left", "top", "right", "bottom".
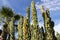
{"left": 23, "top": 7, "right": 30, "bottom": 40}
{"left": 9, "top": 17, "right": 15, "bottom": 40}
{"left": 18, "top": 15, "right": 24, "bottom": 40}
{"left": 31, "top": 1, "right": 39, "bottom": 40}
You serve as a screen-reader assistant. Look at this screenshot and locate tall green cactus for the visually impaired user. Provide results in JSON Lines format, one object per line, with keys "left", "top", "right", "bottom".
{"left": 26, "top": 7, "right": 31, "bottom": 40}
{"left": 18, "top": 15, "right": 24, "bottom": 40}
{"left": 31, "top": 1, "right": 39, "bottom": 40}
{"left": 9, "top": 17, "right": 15, "bottom": 40}
{"left": 40, "top": 5, "right": 56, "bottom": 40}
{"left": 23, "top": 7, "right": 30, "bottom": 40}
{"left": 23, "top": 18, "right": 28, "bottom": 40}
{"left": 38, "top": 27, "right": 42, "bottom": 40}
{"left": 46, "top": 8, "right": 57, "bottom": 40}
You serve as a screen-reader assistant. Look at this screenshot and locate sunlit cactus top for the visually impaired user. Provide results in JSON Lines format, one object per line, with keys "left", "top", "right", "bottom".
{"left": 46, "top": 8, "right": 50, "bottom": 17}
{"left": 40, "top": 5, "right": 45, "bottom": 13}
{"left": 26, "top": 7, "right": 30, "bottom": 19}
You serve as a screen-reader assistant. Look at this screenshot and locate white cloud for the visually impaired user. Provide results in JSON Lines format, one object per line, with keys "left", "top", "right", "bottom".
{"left": 36, "top": 0, "right": 60, "bottom": 11}
{"left": 39, "top": 22, "right": 44, "bottom": 27}
{"left": 54, "top": 22, "right": 60, "bottom": 34}
{"left": 41, "top": 0, "right": 51, "bottom": 2}
{"left": 0, "top": 25, "right": 3, "bottom": 30}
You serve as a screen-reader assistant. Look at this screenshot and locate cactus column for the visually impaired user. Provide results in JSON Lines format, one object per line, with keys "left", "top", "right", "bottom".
{"left": 37, "top": 27, "right": 42, "bottom": 40}
{"left": 31, "top": 1, "right": 39, "bottom": 40}
{"left": 40, "top": 5, "right": 56, "bottom": 40}
{"left": 26, "top": 7, "right": 31, "bottom": 40}
{"left": 18, "top": 15, "right": 24, "bottom": 40}
{"left": 9, "top": 17, "right": 15, "bottom": 40}
{"left": 23, "top": 7, "right": 30, "bottom": 40}
{"left": 23, "top": 18, "right": 29, "bottom": 40}
{"left": 46, "top": 8, "right": 57, "bottom": 40}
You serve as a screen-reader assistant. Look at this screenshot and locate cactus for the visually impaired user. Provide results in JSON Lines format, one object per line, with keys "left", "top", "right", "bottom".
{"left": 56, "top": 32, "right": 60, "bottom": 40}
{"left": 23, "top": 7, "right": 30, "bottom": 40}
{"left": 38, "top": 27, "right": 42, "bottom": 40}
{"left": 31, "top": 1, "right": 39, "bottom": 40}
{"left": 26, "top": 7, "right": 31, "bottom": 40}
{"left": 23, "top": 18, "right": 28, "bottom": 40}
{"left": 40, "top": 5, "right": 56, "bottom": 40}
{"left": 9, "top": 17, "right": 15, "bottom": 40}
{"left": 18, "top": 15, "right": 24, "bottom": 40}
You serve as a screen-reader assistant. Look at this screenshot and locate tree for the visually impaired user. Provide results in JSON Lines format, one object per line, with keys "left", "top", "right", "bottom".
{"left": 0, "top": 6, "right": 14, "bottom": 40}
{"left": 0, "top": 6, "right": 14, "bottom": 24}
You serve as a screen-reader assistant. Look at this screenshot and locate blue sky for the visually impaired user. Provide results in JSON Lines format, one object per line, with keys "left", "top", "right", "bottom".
{"left": 0, "top": 0, "right": 60, "bottom": 34}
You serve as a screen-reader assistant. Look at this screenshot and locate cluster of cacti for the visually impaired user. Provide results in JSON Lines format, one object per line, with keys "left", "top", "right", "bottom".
{"left": 0, "top": 0, "right": 57, "bottom": 40}
{"left": 40, "top": 5, "right": 56, "bottom": 40}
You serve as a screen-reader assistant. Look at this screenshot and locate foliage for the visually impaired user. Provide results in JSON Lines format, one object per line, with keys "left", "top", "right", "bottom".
{"left": 14, "top": 14, "right": 20, "bottom": 21}
{"left": 0, "top": 6, "right": 14, "bottom": 18}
